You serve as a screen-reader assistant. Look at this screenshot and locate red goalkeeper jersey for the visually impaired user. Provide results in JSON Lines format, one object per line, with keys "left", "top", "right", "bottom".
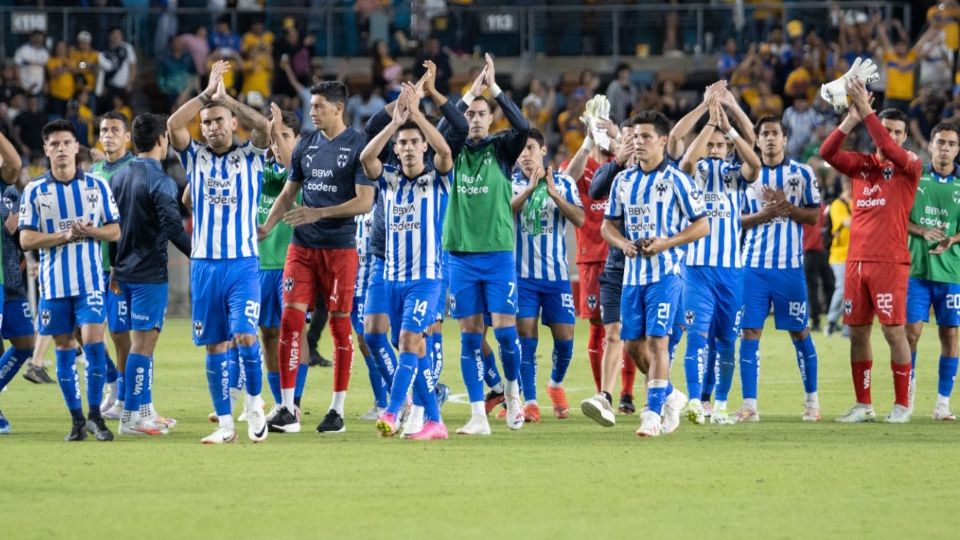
{"left": 819, "top": 113, "right": 922, "bottom": 264}
{"left": 561, "top": 156, "right": 609, "bottom": 264}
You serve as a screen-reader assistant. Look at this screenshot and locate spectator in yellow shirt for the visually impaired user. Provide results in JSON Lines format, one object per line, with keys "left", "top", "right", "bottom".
{"left": 825, "top": 178, "right": 852, "bottom": 336}
{"left": 69, "top": 31, "right": 98, "bottom": 91}
{"left": 878, "top": 19, "right": 939, "bottom": 112}
{"left": 47, "top": 41, "right": 76, "bottom": 117}
{"left": 928, "top": 1, "right": 960, "bottom": 51}
{"left": 785, "top": 56, "right": 823, "bottom": 103}
{"left": 241, "top": 43, "right": 274, "bottom": 98}
{"left": 241, "top": 21, "right": 274, "bottom": 55}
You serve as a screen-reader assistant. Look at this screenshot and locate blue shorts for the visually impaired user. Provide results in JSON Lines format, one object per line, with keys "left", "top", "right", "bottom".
{"left": 363, "top": 256, "right": 387, "bottom": 315}
{"left": 741, "top": 266, "right": 808, "bottom": 331}
{"left": 108, "top": 281, "right": 168, "bottom": 333}
{"left": 518, "top": 278, "right": 576, "bottom": 325}
{"left": 448, "top": 251, "right": 518, "bottom": 319}
{"left": 38, "top": 290, "right": 107, "bottom": 336}
{"left": 367, "top": 279, "right": 442, "bottom": 335}
{"left": 599, "top": 266, "right": 624, "bottom": 326}
{"left": 259, "top": 269, "right": 283, "bottom": 328}
{"left": 2, "top": 298, "right": 33, "bottom": 339}
{"left": 351, "top": 294, "right": 365, "bottom": 334}
{"left": 683, "top": 265, "right": 744, "bottom": 341}
{"left": 191, "top": 257, "right": 261, "bottom": 345}
{"left": 907, "top": 277, "right": 960, "bottom": 326}
{"left": 620, "top": 274, "right": 682, "bottom": 340}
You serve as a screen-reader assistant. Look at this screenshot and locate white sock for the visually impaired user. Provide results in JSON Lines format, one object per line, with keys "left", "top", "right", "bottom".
{"left": 470, "top": 401, "right": 485, "bottom": 417}
{"left": 524, "top": 399, "right": 537, "bottom": 406}
{"left": 121, "top": 409, "right": 134, "bottom": 425}
{"left": 805, "top": 392, "right": 819, "bottom": 406}
{"left": 330, "top": 391, "right": 346, "bottom": 415}
{"left": 492, "top": 382, "right": 504, "bottom": 393}
{"left": 743, "top": 398, "right": 758, "bottom": 410}
{"left": 407, "top": 406, "right": 424, "bottom": 425}
{"left": 281, "top": 388, "right": 295, "bottom": 410}
{"left": 689, "top": 398, "right": 701, "bottom": 406}
{"left": 107, "top": 381, "right": 118, "bottom": 397}
{"left": 116, "top": 400, "right": 124, "bottom": 411}
{"left": 245, "top": 392, "right": 261, "bottom": 410}
{"left": 218, "top": 414, "right": 235, "bottom": 431}
{"left": 504, "top": 380, "right": 520, "bottom": 398}
{"left": 937, "top": 395, "right": 950, "bottom": 407}
{"left": 715, "top": 400, "right": 728, "bottom": 410}
{"left": 548, "top": 379, "right": 561, "bottom": 388}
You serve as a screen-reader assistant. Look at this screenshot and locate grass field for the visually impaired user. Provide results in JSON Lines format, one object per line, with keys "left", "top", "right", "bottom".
{"left": 2, "top": 317, "right": 959, "bottom": 539}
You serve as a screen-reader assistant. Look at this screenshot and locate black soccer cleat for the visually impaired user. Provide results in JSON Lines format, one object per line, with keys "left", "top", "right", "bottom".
{"left": 85, "top": 415, "right": 114, "bottom": 442}
{"left": 618, "top": 393, "right": 636, "bottom": 415}
{"left": 316, "top": 409, "right": 345, "bottom": 433}
{"left": 23, "top": 364, "right": 55, "bottom": 384}
{"left": 65, "top": 418, "right": 88, "bottom": 442}
{"left": 267, "top": 406, "right": 301, "bottom": 433}
{"left": 484, "top": 388, "right": 505, "bottom": 415}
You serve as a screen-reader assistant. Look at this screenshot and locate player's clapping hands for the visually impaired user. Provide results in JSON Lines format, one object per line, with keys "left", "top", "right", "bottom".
{"left": 638, "top": 237, "right": 668, "bottom": 257}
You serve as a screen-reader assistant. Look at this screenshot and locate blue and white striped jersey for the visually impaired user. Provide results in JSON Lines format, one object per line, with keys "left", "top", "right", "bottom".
{"left": 604, "top": 161, "right": 705, "bottom": 286}
{"left": 179, "top": 140, "right": 265, "bottom": 260}
{"left": 741, "top": 160, "right": 821, "bottom": 270}
{"left": 354, "top": 207, "right": 375, "bottom": 298}
{"left": 686, "top": 158, "right": 750, "bottom": 268}
{"left": 378, "top": 164, "right": 451, "bottom": 281}
{"left": 19, "top": 171, "right": 121, "bottom": 299}
{"left": 512, "top": 170, "right": 583, "bottom": 281}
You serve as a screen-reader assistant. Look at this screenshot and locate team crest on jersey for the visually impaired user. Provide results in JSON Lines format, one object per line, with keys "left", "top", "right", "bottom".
{"left": 654, "top": 181, "right": 669, "bottom": 198}
{"left": 230, "top": 154, "right": 242, "bottom": 169}
{"left": 85, "top": 192, "right": 99, "bottom": 205}
{"left": 416, "top": 177, "right": 430, "bottom": 192}
{"left": 844, "top": 300, "right": 853, "bottom": 315}
{"left": 40, "top": 309, "right": 51, "bottom": 327}
{"left": 788, "top": 177, "right": 800, "bottom": 190}
{"left": 283, "top": 277, "right": 294, "bottom": 292}
{"left": 448, "top": 293, "right": 456, "bottom": 311}
{"left": 685, "top": 310, "right": 695, "bottom": 325}
{"left": 337, "top": 154, "right": 348, "bottom": 168}
{"left": 882, "top": 166, "right": 894, "bottom": 181}
{"left": 193, "top": 320, "right": 204, "bottom": 337}
{"left": 953, "top": 191, "right": 960, "bottom": 205}
{"left": 587, "top": 295, "right": 598, "bottom": 310}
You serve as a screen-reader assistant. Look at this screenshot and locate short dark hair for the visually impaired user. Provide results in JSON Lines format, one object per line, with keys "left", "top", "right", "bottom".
{"left": 631, "top": 110, "right": 671, "bottom": 136}
{"left": 395, "top": 120, "right": 424, "bottom": 139}
{"left": 276, "top": 110, "right": 301, "bottom": 134}
{"left": 878, "top": 108, "right": 909, "bottom": 125}
{"left": 470, "top": 96, "right": 498, "bottom": 114}
{"left": 100, "top": 111, "right": 130, "bottom": 131}
{"left": 931, "top": 122, "right": 960, "bottom": 140}
{"left": 310, "top": 81, "right": 348, "bottom": 105}
{"left": 131, "top": 113, "right": 168, "bottom": 153}
{"left": 754, "top": 115, "right": 789, "bottom": 137}
{"left": 201, "top": 101, "right": 233, "bottom": 116}
{"left": 42, "top": 120, "right": 76, "bottom": 142}
{"left": 615, "top": 63, "right": 630, "bottom": 75}
{"left": 527, "top": 128, "right": 546, "bottom": 148}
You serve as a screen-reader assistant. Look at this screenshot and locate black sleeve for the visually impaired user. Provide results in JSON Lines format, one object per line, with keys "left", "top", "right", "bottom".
{"left": 154, "top": 178, "right": 192, "bottom": 257}
{"left": 438, "top": 100, "right": 468, "bottom": 159}
{"left": 589, "top": 161, "right": 624, "bottom": 200}
{"left": 365, "top": 107, "right": 395, "bottom": 163}
{"left": 492, "top": 92, "right": 530, "bottom": 167}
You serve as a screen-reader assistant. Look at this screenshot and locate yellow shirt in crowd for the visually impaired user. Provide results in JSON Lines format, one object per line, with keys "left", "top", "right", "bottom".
{"left": 828, "top": 198, "right": 851, "bottom": 264}
{"left": 884, "top": 50, "right": 918, "bottom": 101}
{"left": 47, "top": 57, "right": 75, "bottom": 101}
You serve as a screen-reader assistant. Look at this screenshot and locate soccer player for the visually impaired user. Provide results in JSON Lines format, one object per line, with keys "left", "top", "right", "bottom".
{"left": 90, "top": 112, "right": 134, "bottom": 420}
{"left": 820, "top": 78, "right": 922, "bottom": 423}
{"left": 168, "top": 61, "right": 271, "bottom": 443}
{"left": 362, "top": 87, "right": 453, "bottom": 440}
{"left": 353, "top": 206, "right": 389, "bottom": 421}
{"left": 19, "top": 120, "right": 121, "bottom": 442}
{"left": 445, "top": 54, "right": 530, "bottom": 435}
{"left": 511, "top": 129, "right": 584, "bottom": 421}
{"left": 260, "top": 80, "right": 375, "bottom": 434}
{"left": 0, "top": 130, "right": 26, "bottom": 434}
{"left": 905, "top": 122, "right": 960, "bottom": 420}
{"left": 736, "top": 115, "right": 821, "bottom": 423}
{"left": 601, "top": 110, "right": 707, "bottom": 437}
{"left": 677, "top": 95, "right": 759, "bottom": 424}
{"left": 109, "top": 113, "right": 191, "bottom": 436}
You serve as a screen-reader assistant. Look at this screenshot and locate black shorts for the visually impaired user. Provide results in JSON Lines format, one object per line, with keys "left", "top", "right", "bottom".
{"left": 599, "top": 266, "right": 624, "bottom": 326}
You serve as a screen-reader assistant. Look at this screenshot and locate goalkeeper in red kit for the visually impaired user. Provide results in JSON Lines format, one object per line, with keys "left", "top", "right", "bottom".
{"left": 819, "top": 79, "right": 922, "bottom": 423}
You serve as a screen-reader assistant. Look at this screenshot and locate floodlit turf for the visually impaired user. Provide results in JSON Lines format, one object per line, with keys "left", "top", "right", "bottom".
{"left": 2, "top": 317, "right": 959, "bottom": 539}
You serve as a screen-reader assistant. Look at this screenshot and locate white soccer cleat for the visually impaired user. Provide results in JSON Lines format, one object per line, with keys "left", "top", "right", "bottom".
{"left": 237, "top": 406, "right": 249, "bottom": 423}
{"left": 400, "top": 408, "right": 424, "bottom": 438}
{"left": 201, "top": 427, "right": 237, "bottom": 444}
{"left": 932, "top": 402, "right": 956, "bottom": 421}
{"left": 265, "top": 404, "right": 281, "bottom": 422}
{"left": 802, "top": 404, "right": 821, "bottom": 422}
{"left": 246, "top": 398, "right": 268, "bottom": 443}
{"left": 684, "top": 398, "right": 706, "bottom": 425}
{"left": 661, "top": 389, "right": 687, "bottom": 434}
{"left": 101, "top": 401, "right": 123, "bottom": 421}
{"left": 119, "top": 418, "right": 168, "bottom": 436}
{"left": 357, "top": 405, "right": 383, "bottom": 421}
{"left": 835, "top": 403, "right": 877, "bottom": 423}
{"left": 635, "top": 410, "right": 662, "bottom": 438}
{"left": 884, "top": 404, "right": 911, "bottom": 424}
{"left": 504, "top": 387, "right": 524, "bottom": 431}
{"left": 100, "top": 384, "right": 117, "bottom": 414}
{"left": 580, "top": 393, "right": 616, "bottom": 427}
{"left": 702, "top": 401, "right": 713, "bottom": 418}
{"left": 733, "top": 406, "right": 760, "bottom": 423}
{"left": 710, "top": 405, "right": 737, "bottom": 426}
{"left": 455, "top": 414, "right": 491, "bottom": 436}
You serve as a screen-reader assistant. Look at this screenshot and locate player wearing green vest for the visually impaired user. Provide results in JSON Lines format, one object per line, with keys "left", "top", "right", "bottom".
{"left": 90, "top": 112, "right": 135, "bottom": 421}
{"left": 445, "top": 55, "right": 530, "bottom": 435}
{"left": 905, "top": 122, "right": 960, "bottom": 421}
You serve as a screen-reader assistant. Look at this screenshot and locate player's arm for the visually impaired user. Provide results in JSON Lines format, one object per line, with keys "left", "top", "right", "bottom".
{"left": 483, "top": 56, "right": 531, "bottom": 165}
{"left": 259, "top": 180, "right": 300, "bottom": 238}
{"left": 167, "top": 60, "right": 228, "bottom": 151}
{"left": 679, "top": 112, "right": 718, "bottom": 175}
{"left": 548, "top": 173, "right": 584, "bottom": 227}
{"left": 562, "top": 124, "right": 598, "bottom": 180}
{"left": 511, "top": 172, "right": 540, "bottom": 214}
{"left": 410, "top": 98, "right": 453, "bottom": 175}
{"left": 589, "top": 160, "right": 625, "bottom": 200}
{"left": 819, "top": 110, "right": 863, "bottom": 177}
{"left": 216, "top": 81, "right": 271, "bottom": 149}
{"left": 361, "top": 97, "right": 409, "bottom": 181}
{"left": 720, "top": 87, "right": 757, "bottom": 148}
{"left": 785, "top": 204, "right": 820, "bottom": 226}
{"left": 848, "top": 78, "right": 915, "bottom": 172}
{"left": 154, "top": 176, "right": 191, "bottom": 257}
{"left": 20, "top": 229, "right": 75, "bottom": 250}
{"left": 600, "top": 175, "right": 637, "bottom": 256}
{"left": 182, "top": 188, "right": 192, "bottom": 210}
{"left": 641, "top": 173, "right": 709, "bottom": 256}
{"left": 0, "top": 131, "right": 22, "bottom": 184}
{"left": 719, "top": 107, "right": 760, "bottom": 182}
{"left": 669, "top": 81, "right": 724, "bottom": 160}
{"left": 269, "top": 104, "right": 295, "bottom": 168}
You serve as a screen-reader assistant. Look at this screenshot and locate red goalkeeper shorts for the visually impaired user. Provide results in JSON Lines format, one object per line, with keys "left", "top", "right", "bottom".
{"left": 282, "top": 244, "right": 358, "bottom": 314}
{"left": 577, "top": 262, "right": 603, "bottom": 321}
{"left": 843, "top": 261, "right": 909, "bottom": 326}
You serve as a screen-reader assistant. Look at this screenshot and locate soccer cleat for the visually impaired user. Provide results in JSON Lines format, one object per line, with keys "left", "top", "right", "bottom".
{"left": 703, "top": 401, "right": 713, "bottom": 418}
{"left": 455, "top": 414, "right": 491, "bottom": 435}
{"left": 802, "top": 404, "right": 821, "bottom": 422}
{"left": 662, "top": 389, "right": 687, "bottom": 434}
{"left": 932, "top": 403, "right": 956, "bottom": 421}
{"left": 85, "top": 416, "right": 114, "bottom": 441}
{"left": 710, "top": 406, "right": 737, "bottom": 425}
{"left": 400, "top": 410, "right": 424, "bottom": 437}
{"left": 201, "top": 427, "right": 237, "bottom": 444}
{"left": 484, "top": 388, "right": 505, "bottom": 414}
{"left": 316, "top": 409, "right": 346, "bottom": 433}
{"left": 23, "top": 363, "right": 55, "bottom": 384}
{"left": 267, "top": 406, "right": 301, "bottom": 433}
{"left": 436, "top": 383, "right": 449, "bottom": 409}
{"left": 0, "top": 409, "right": 9, "bottom": 434}
{"left": 580, "top": 394, "right": 616, "bottom": 427}
{"left": 684, "top": 399, "right": 706, "bottom": 425}
{"left": 101, "top": 401, "right": 123, "bottom": 421}
{"left": 65, "top": 418, "right": 87, "bottom": 441}
{"left": 246, "top": 398, "right": 268, "bottom": 443}
{"left": 100, "top": 387, "right": 117, "bottom": 415}
{"left": 358, "top": 405, "right": 383, "bottom": 421}
{"left": 265, "top": 404, "right": 282, "bottom": 422}
{"left": 119, "top": 418, "right": 168, "bottom": 436}
{"left": 407, "top": 421, "right": 448, "bottom": 440}
{"left": 907, "top": 379, "right": 916, "bottom": 415}
{"left": 733, "top": 406, "right": 760, "bottom": 423}
{"left": 618, "top": 394, "right": 636, "bottom": 415}
{"left": 545, "top": 385, "right": 570, "bottom": 419}
{"left": 523, "top": 403, "right": 541, "bottom": 423}
{"left": 376, "top": 412, "right": 399, "bottom": 437}
{"left": 884, "top": 404, "right": 911, "bottom": 424}
{"left": 237, "top": 406, "right": 249, "bottom": 423}
{"left": 496, "top": 406, "right": 507, "bottom": 419}
{"left": 309, "top": 350, "right": 332, "bottom": 367}
{"left": 635, "top": 410, "right": 662, "bottom": 437}
{"left": 505, "top": 393, "right": 524, "bottom": 430}
{"left": 835, "top": 404, "right": 877, "bottom": 423}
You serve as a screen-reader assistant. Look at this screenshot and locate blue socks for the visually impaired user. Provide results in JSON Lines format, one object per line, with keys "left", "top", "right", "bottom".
{"left": 56, "top": 348, "right": 82, "bottom": 414}
{"left": 683, "top": 332, "right": 707, "bottom": 400}
{"left": 551, "top": 339, "right": 574, "bottom": 384}
{"left": 482, "top": 349, "right": 501, "bottom": 388}
{"left": 460, "top": 332, "right": 484, "bottom": 402}
{"left": 82, "top": 342, "right": 107, "bottom": 411}
{"left": 911, "top": 350, "right": 918, "bottom": 382}
{"left": 429, "top": 332, "right": 444, "bottom": 385}
{"left": 124, "top": 353, "right": 151, "bottom": 413}
{"left": 939, "top": 356, "right": 959, "bottom": 398}
{"left": 387, "top": 352, "right": 418, "bottom": 415}
{"left": 739, "top": 338, "right": 760, "bottom": 400}
{"left": 227, "top": 346, "right": 244, "bottom": 392}
{"left": 792, "top": 335, "right": 818, "bottom": 394}
{"left": 238, "top": 342, "right": 262, "bottom": 397}
{"left": 493, "top": 326, "right": 521, "bottom": 382}
{"left": 0, "top": 347, "right": 31, "bottom": 392}
{"left": 715, "top": 342, "right": 736, "bottom": 402}
{"left": 362, "top": 354, "right": 388, "bottom": 408}
{"left": 519, "top": 336, "right": 538, "bottom": 402}
{"left": 365, "top": 332, "right": 397, "bottom": 387}
{"left": 205, "top": 352, "right": 232, "bottom": 416}
{"left": 416, "top": 354, "right": 440, "bottom": 422}
{"left": 267, "top": 371, "right": 282, "bottom": 403}
{"left": 105, "top": 353, "right": 118, "bottom": 384}
{"left": 647, "top": 379, "right": 669, "bottom": 416}
{"left": 701, "top": 342, "right": 717, "bottom": 401}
